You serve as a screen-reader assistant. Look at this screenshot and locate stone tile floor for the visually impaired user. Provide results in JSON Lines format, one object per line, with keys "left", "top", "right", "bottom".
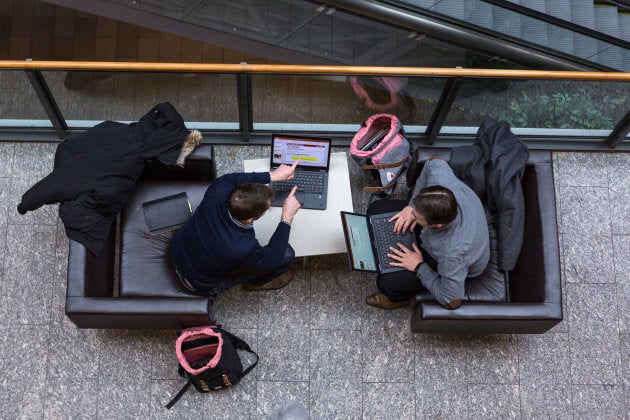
{"left": 0, "top": 143, "right": 628, "bottom": 419}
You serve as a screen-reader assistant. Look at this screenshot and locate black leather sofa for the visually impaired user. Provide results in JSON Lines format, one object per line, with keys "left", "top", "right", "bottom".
{"left": 66, "top": 145, "right": 217, "bottom": 329}
{"left": 406, "top": 148, "right": 562, "bottom": 334}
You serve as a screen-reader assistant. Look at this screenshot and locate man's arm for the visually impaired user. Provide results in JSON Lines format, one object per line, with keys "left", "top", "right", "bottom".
{"left": 266, "top": 186, "right": 300, "bottom": 249}
{"left": 388, "top": 243, "right": 465, "bottom": 309}
{"left": 240, "top": 186, "right": 301, "bottom": 271}
{"left": 416, "top": 257, "right": 467, "bottom": 309}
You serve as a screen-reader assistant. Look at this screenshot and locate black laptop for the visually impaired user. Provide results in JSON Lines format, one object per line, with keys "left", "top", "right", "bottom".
{"left": 269, "top": 134, "right": 332, "bottom": 210}
{"left": 340, "top": 211, "right": 416, "bottom": 274}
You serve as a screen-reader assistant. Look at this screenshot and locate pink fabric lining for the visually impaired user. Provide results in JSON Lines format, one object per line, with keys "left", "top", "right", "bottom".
{"left": 349, "top": 76, "right": 403, "bottom": 111}
{"left": 350, "top": 114, "right": 403, "bottom": 164}
{"left": 176, "top": 325, "right": 223, "bottom": 375}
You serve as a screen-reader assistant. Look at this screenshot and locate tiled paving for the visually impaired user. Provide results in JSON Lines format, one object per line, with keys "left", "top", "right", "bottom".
{"left": 0, "top": 142, "right": 628, "bottom": 419}
{"left": 1, "top": 0, "right": 629, "bottom": 418}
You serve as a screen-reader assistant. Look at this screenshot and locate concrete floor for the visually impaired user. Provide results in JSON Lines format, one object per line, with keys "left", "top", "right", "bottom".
{"left": 0, "top": 142, "right": 628, "bottom": 419}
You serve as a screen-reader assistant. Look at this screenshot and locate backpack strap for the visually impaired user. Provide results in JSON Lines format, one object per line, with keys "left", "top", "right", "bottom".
{"left": 219, "top": 328, "right": 260, "bottom": 377}
{"left": 362, "top": 179, "right": 398, "bottom": 192}
{"left": 165, "top": 380, "right": 192, "bottom": 410}
{"left": 360, "top": 156, "right": 408, "bottom": 170}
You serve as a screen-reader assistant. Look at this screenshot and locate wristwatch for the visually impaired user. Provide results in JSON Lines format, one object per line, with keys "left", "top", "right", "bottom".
{"left": 414, "top": 261, "right": 425, "bottom": 275}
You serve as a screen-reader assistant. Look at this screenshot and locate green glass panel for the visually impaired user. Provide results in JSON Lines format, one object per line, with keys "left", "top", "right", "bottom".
{"left": 43, "top": 71, "right": 238, "bottom": 125}
{"left": 444, "top": 78, "right": 630, "bottom": 130}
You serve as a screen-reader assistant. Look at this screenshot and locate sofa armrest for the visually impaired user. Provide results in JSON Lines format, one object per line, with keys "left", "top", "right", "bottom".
{"left": 411, "top": 301, "right": 562, "bottom": 334}
{"left": 67, "top": 225, "right": 116, "bottom": 298}
{"left": 509, "top": 151, "right": 562, "bottom": 304}
{"left": 140, "top": 144, "right": 216, "bottom": 182}
{"left": 65, "top": 296, "right": 214, "bottom": 329}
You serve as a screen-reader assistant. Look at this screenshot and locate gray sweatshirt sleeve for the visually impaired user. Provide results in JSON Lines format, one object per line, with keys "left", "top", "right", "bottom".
{"left": 417, "top": 256, "right": 467, "bottom": 307}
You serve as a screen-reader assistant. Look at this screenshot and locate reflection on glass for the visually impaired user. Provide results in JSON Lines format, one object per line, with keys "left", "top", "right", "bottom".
{"left": 43, "top": 71, "right": 238, "bottom": 125}
{"left": 395, "top": 0, "right": 629, "bottom": 71}
{"left": 0, "top": 70, "right": 49, "bottom": 121}
{"left": 100, "top": 0, "right": 525, "bottom": 69}
{"left": 252, "top": 74, "right": 446, "bottom": 127}
{"left": 444, "top": 78, "right": 630, "bottom": 130}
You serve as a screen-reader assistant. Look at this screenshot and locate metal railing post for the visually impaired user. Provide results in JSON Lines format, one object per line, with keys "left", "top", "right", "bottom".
{"left": 236, "top": 73, "right": 252, "bottom": 141}
{"left": 425, "top": 77, "right": 463, "bottom": 145}
{"left": 608, "top": 109, "right": 630, "bottom": 149}
{"left": 24, "top": 69, "right": 67, "bottom": 139}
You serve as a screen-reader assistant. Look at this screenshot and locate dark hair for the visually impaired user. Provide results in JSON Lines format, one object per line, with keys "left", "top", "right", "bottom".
{"left": 412, "top": 185, "right": 457, "bottom": 226}
{"left": 228, "top": 183, "right": 274, "bottom": 220}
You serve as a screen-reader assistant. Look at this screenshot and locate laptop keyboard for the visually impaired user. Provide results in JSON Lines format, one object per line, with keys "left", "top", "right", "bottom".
{"left": 371, "top": 217, "right": 414, "bottom": 267}
{"left": 273, "top": 171, "right": 325, "bottom": 194}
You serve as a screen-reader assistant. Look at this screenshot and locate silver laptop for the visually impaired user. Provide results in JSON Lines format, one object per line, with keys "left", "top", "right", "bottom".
{"left": 340, "top": 211, "right": 416, "bottom": 274}
{"left": 269, "top": 134, "right": 332, "bottom": 210}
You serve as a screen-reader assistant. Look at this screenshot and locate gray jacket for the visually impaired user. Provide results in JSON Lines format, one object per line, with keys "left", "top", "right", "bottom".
{"left": 449, "top": 119, "right": 529, "bottom": 271}
{"left": 410, "top": 159, "right": 490, "bottom": 306}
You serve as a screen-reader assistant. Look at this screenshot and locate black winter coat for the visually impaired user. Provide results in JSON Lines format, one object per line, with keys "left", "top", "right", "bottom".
{"left": 449, "top": 119, "right": 529, "bottom": 271}
{"left": 19, "top": 102, "right": 189, "bottom": 255}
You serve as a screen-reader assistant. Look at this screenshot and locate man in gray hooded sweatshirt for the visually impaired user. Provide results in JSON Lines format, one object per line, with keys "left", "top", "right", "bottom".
{"left": 365, "top": 159, "right": 489, "bottom": 310}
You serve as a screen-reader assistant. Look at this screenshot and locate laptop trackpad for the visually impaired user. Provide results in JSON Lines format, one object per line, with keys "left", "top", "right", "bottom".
{"left": 274, "top": 190, "right": 305, "bottom": 206}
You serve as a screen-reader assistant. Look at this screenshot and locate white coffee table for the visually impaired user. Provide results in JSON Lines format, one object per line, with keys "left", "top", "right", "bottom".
{"left": 243, "top": 152, "right": 354, "bottom": 257}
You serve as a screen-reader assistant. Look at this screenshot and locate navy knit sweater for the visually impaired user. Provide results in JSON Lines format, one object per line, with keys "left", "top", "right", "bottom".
{"left": 170, "top": 172, "right": 290, "bottom": 290}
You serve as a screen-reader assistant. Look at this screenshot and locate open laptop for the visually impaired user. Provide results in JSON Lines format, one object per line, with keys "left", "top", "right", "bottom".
{"left": 340, "top": 211, "right": 416, "bottom": 274}
{"left": 269, "top": 134, "right": 332, "bottom": 210}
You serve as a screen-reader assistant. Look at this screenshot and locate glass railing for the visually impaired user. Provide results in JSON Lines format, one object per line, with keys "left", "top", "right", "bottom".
{"left": 44, "top": 71, "right": 239, "bottom": 128}
{"left": 443, "top": 78, "right": 630, "bottom": 130}
{"left": 1, "top": 70, "right": 51, "bottom": 127}
{"left": 393, "top": 0, "right": 630, "bottom": 71}
{"left": 1, "top": 61, "right": 629, "bottom": 150}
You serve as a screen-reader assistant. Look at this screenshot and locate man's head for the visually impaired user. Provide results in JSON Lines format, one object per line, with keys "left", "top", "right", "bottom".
{"left": 228, "top": 183, "right": 275, "bottom": 222}
{"left": 412, "top": 185, "right": 457, "bottom": 228}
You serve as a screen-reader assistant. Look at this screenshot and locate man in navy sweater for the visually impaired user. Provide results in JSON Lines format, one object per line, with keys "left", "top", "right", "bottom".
{"left": 170, "top": 161, "right": 301, "bottom": 297}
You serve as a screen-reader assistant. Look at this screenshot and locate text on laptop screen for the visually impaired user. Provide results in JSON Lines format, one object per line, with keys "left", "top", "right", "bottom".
{"left": 272, "top": 136, "right": 330, "bottom": 169}
{"left": 344, "top": 213, "right": 377, "bottom": 271}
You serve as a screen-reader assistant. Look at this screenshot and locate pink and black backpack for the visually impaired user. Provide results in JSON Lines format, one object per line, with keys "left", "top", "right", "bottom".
{"left": 166, "top": 325, "right": 258, "bottom": 409}
{"left": 350, "top": 113, "right": 413, "bottom": 197}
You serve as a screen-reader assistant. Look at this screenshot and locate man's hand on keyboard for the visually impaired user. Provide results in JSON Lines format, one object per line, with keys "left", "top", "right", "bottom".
{"left": 389, "top": 206, "right": 417, "bottom": 234}
{"left": 281, "top": 186, "right": 301, "bottom": 224}
{"left": 270, "top": 159, "right": 301, "bottom": 182}
{"left": 388, "top": 242, "right": 423, "bottom": 271}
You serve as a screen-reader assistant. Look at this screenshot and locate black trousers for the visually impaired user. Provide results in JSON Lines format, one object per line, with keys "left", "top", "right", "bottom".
{"left": 367, "top": 199, "right": 437, "bottom": 303}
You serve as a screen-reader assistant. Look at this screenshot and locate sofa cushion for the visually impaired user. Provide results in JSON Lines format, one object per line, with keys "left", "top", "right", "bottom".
{"left": 119, "top": 180, "right": 208, "bottom": 298}
{"left": 464, "top": 237, "right": 507, "bottom": 302}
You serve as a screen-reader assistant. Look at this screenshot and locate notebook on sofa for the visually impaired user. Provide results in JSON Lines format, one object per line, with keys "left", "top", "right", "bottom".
{"left": 142, "top": 192, "right": 192, "bottom": 233}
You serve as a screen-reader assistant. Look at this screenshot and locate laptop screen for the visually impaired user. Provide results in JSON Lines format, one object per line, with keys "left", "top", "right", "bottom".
{"left": 271, "top": 134, "right": 332, "bottom": 170}
{"left": 340, "top": 212, "right": 378, "bottom": 272}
